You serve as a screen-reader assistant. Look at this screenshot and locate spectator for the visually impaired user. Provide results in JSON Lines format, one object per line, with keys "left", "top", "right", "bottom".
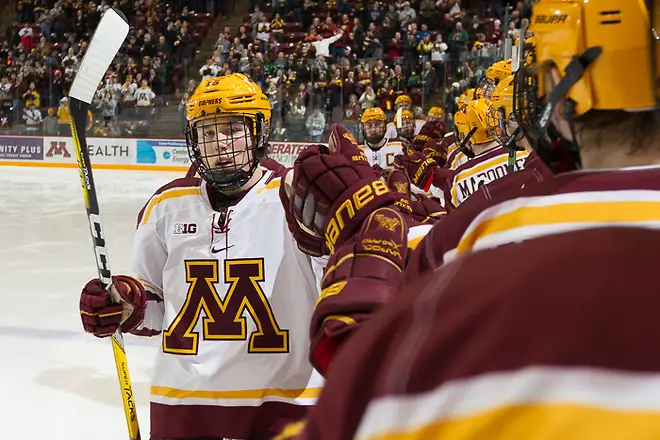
{"left": 306, "top": 107, "right": 326, "bottom": 141}
{"left": 359, "top": 85, "right": 377, "bottom": 110}
{"left": 23, "top": 101, "right": 42, "bottom": 134}
{"left": 135, "top": 79, "right": 155, "bottom": 123}
{"left": 98, "top": 91, "right": 117, "bottom": 126}
{"left": 343, "top": 94, "right": 361, "bottom": 136}
{"left": 43, "top": 108, "right": 58, "bottom": 135}
{"left": 398, "top": 2, "right": 417, "bottom": 30}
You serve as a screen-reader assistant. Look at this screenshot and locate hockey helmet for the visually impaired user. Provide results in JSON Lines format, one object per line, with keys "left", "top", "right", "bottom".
{"left": 394, "top": 94, "right": 413, "bottom": 110}
{"left": 515, "top": 0, "right": 660, "bottom": 171}
{"left": 427, "top": 106, "right": 445, "bottom": 121}
{"left": 185, "top": 73, "right": 271, "bottom": 192}
{"left": 361, "top": 107, "right": 387, "bottom": 145}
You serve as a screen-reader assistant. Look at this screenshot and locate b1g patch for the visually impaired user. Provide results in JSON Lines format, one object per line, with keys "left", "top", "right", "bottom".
{"left": 174, "top": 222, "right": 198, "bottom": 235}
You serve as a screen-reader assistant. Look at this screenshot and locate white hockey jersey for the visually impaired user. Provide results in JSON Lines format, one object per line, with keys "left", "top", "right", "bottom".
{"left": 445, "top": 146, "right": 529, "bottom": 208}
{"left": 358, "top": 139, "right": 406, "bottom": 173}
{"left": 132, "top": 167, "right": 324, "bottom": 439}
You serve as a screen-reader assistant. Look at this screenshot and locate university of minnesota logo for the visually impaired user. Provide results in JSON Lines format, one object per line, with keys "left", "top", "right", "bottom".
{"left": 393, "top": 181, "right": 408, "bottom": 194}
{"left": 343, "top": 131, "right": 358, "bottom": 145}
{"left": 375, "top": 213, "right": 401, "bottom": 232}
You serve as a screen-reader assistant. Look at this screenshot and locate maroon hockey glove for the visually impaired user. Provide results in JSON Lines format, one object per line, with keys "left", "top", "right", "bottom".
{"left": 280, "top": 169, "right": 327, "bottom": 256}
{"left": 410, "top": 192, "right": 447, "bottom": 224}
{"left": 289, "top": 124, "right": 395, "bottom": 255}
{"left": 385, "top": 167, "right": 414, "bottom": 217}
{"left": 310, "top": 206, "right": 409, "bottom": 374}
{"left": 412, "top": 120, "right": 446, "bottom": 148}
{"left": 80, "top": 275, "right": 147, "bottom": 337}
{"left": 393, "top": 150, "right": 437, "bottom": 191}
{"left": 420, "top": 140, "right": 448, "bottom": 166}
{"left": 387, "top": 169, "right": 446, "bottom": 224}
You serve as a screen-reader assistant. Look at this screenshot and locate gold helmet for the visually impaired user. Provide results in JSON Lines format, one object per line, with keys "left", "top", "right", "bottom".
{"left": 516, "top": 0, "right": 658, "bottom": 171}
{"left": 460, "top": 99, "right": 498, "bottom": 145}
{"left": 457, "top": 88, "right": 483, "bottom": 111}
{"left": 394, "top": 94, "right": 413, "bottom": 111}
{"left": 427, "top": 106, "right": 445, "bottom": 121}
{"left": 185, "top": 73, "right": 271, "bottom": 191}
{"left": 491, "top": 75, "right": 515, "bottom": 121}
{"left": 361, "top": 107, "right": 387, "bottom": 145}
{"left": 480, "top": 59, "right": 512, "bottom": 99}
{"left": 395, "top": 95, "right": 413, "bottom": 105}
{"left": 487, "top": 74, "right": 519, "bottom": 146}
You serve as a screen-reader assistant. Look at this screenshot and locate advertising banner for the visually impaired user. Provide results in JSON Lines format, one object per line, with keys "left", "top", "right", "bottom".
{"left": 43, "top": 136, "right": 135, "bottom": 164}
{"left": 136, "top": 139, "right": 190, "bottom": 167}
{"left": 0, "top": 136, "right": 44, "bottom": 160}
{"left": 267, "top": 141, "right": 320, "bottom": 167}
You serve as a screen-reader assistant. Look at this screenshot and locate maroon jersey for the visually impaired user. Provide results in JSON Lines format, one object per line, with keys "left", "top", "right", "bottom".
{"left": 289, "top": 227, "right": 660, "bottom": 439}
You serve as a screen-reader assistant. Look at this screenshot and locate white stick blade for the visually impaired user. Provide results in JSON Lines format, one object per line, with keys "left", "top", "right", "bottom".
{"left": 69, "top": 8, "right": 129, "bottom": 104}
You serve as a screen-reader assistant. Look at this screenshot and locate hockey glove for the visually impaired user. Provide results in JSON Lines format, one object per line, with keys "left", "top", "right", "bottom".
{"left": 80, "top": 275, "right": 147, "bottom": 337}
{"left": 412, "top": 120, "right": 446, "bottom": 149}
{"left": 393, "top": 150, "right": 437, "bottom": 191}
{"left": 289, "top": 124, "right": 395, "bottom": 255}
{"left": 310, "top": 206, "right": 409, "bottom": 374}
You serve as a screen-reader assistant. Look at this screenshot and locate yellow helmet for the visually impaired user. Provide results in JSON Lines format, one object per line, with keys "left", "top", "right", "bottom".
{"left": 453, "top": 109, "right": 470, "bottom": 143}
{"left": 457, "top": 88, "right": 483, "bottom": 111}
{"left": 486, "top": 59, "right": 512, "bottom": 82}
{"left": 491, "top": 75, "right": 515, "bottom": 120}
{"left": 361, "top": 107, "right": 386, "bottom": 124}
{"left": 395, "top": 95, "right": 413, "bottom": 106}
{"left": 528, "top": 0, "right": 656, "bottom": 116}
{"left": 481, "top": 59, "right": 512, "bottom": 99}
{"left": 461, "top": 99, "right": 498, "bottom": 145}
{"left": 361, "top": 107, "right": 387, "bottom": 145}
{"left": 185, "top": 73, "right": 272, "bottom": 191}
{"left": 427, "top": 106, "right": 445, "bottom": 120}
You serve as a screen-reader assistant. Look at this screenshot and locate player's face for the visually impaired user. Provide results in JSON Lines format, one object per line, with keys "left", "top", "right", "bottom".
{"left": 427, "top": 114, "right": 442, "bottom": 122}
{"left": 196, "top": 116, "right": 255, "bottom": 172}
{"left": 401, "top": 118, "right": 414, "bottom": 135}
{"left": 398, "top": 102, "right": 411, "bottom": 111}
{"left": 364, "top": 121, "right": 385, "bottom": 139}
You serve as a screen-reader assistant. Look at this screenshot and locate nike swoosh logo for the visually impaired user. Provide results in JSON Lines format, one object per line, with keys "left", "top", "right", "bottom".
{"left": 211, "top": 244, "right": 235, "bottom": 254}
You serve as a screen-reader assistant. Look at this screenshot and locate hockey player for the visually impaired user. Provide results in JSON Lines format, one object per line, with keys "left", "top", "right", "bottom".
{"left": 444, "top": 98, "right": 528, "bottom": 208}
{"left": 385, "top": 95, "right": 424, "bottom": 138}
{"left": 283, "top": 1, "right": 660, "bottom": 438}
{"left": 478, "top": 58, "right": 512, "bottom": 99}
{"left": 425, "top": 106, "right": 445, "bottom": 122}
{"left": 358, "top": 107, "right": 407, "bottom": 176}
{"left": 79, "top": 73, "right": 334, "bottom": 440}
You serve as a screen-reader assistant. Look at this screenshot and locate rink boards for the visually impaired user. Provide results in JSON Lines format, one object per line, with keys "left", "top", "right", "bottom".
{"left": 0, "top": 135, "right": 318, "bottom": 170}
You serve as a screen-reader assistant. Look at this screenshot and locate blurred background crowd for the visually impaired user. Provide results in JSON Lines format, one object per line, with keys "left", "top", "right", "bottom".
{"left": 0, "top": 0, "right": 524, "bottom": 141}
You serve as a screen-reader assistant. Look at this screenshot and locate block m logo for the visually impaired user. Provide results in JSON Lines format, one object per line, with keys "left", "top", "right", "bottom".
{"left": 46, "top": 141, "right": 70, "bottom": 158}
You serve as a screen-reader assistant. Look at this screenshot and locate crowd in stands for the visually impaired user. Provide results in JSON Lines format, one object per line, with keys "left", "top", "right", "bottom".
{"left": 0, "top": 0, "right": 216, "bottom": 135}
{"left": 0, "top": 0, "right": 523, "bottom": 139}
{"left": 196, "top": 0, "right": 519, "bottom": 142}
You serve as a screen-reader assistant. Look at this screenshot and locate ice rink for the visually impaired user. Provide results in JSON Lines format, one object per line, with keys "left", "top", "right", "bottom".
{"left": 0, "top": 166, "right": 183, "bottom": 439}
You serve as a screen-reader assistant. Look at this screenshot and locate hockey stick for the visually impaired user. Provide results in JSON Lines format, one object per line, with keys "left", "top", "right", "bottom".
{"left": 68, "top": 9, "right": 140, "bottom": 440}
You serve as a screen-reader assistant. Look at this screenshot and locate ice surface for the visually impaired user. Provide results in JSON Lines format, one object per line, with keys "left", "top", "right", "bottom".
{"left": 0, "top": 166, "right": 182, "bottom": 440}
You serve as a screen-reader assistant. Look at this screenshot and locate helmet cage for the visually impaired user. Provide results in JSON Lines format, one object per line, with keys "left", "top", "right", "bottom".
{"left": 185, "top": 110, "right": 270, "bottom": 191}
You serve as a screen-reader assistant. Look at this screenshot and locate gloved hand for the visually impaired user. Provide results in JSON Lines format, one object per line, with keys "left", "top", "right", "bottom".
{"left": 393, "top": 150, "right": 437, "bottom": 191}
{"left": 412, "top": 120, "right": 446, "bottom": 149}
{"left": 310, "top": 206, "right": 409, "bottom": 374}
{"left": 80, "top": 275, "right": 147, "bottom": 337}
{"left": 284, "top": 124, "right": 394, "bottom": 255}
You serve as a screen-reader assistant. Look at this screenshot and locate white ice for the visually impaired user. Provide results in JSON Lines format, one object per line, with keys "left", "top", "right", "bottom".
{"left": 0, "top": 166, "right": 183, "bottom": 440}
